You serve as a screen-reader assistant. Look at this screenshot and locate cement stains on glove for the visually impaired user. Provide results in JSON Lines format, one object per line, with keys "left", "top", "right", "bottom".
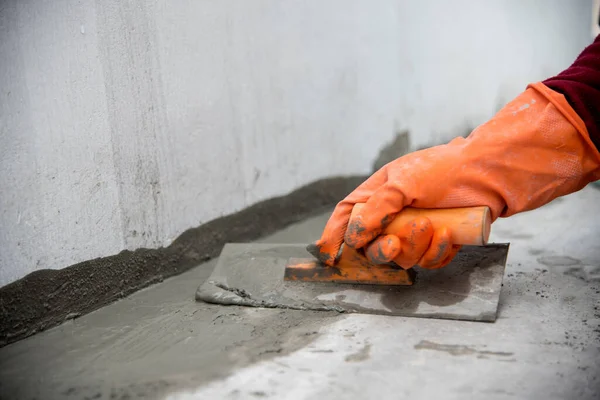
{"left": 363, "top": 222, "right": 461, "bottom": 270}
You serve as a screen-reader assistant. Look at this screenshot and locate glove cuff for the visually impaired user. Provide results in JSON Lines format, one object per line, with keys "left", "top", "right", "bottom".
{"left": 528, "top": 82, "right": 600, "bottom": 181}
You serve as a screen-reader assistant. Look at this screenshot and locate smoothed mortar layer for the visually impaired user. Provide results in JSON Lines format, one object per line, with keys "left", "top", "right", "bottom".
{"left": 0, "top": 176, "right": 365, "bottom": 347}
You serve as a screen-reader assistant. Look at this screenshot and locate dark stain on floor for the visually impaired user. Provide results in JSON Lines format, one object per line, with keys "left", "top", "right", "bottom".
{"left": 414, "top": 340, "right": 514, "bottom": 359}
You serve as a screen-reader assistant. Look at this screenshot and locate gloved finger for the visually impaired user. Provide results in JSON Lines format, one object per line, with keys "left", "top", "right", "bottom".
{"left": 345, "top": 181, "right": 407, "bottom": 249}
{"left": 392, "top": 217, "right": 434, "bottom": 269}
{"left": 310, "top": 169, "right": 391, "bottom": 265}
{"left": 365, "top": 235, "right": 401, "bottom": 264}
{"left": 438, "top": 244, "right": 462, "bottom": 269}
{"left": 417, "top": 226, "right": 455, "bottom": 269}
{"left": 308, "top": 201, "right": 355, "bottom": 266}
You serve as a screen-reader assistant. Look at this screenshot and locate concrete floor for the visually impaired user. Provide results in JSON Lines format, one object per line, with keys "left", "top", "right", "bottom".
{"left": 1, "top": 187, "right": 599, "bottom": 400}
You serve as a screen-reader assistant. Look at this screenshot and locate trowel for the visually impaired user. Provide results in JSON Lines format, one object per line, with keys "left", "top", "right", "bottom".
{"left": 196, "top": 205, "right": 509, "bottom": 322}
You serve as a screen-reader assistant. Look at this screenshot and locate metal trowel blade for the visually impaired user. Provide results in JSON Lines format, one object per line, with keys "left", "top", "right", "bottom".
{"left": 196, "top": 242, "right": 509, "bottom": 322}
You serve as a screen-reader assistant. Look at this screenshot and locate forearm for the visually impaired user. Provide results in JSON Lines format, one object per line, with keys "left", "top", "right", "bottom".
{"left": 543, "top": 35, "right": 600, "bottom": 150}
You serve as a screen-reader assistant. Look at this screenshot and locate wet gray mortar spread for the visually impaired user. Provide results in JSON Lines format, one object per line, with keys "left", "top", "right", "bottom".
{"left": 0, "top": 176, "right": 366, "bottom": 347}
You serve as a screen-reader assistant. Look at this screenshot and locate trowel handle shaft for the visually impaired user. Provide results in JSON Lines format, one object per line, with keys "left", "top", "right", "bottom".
{"left": 352, "top": 204, "right": 491, "bottom": 246}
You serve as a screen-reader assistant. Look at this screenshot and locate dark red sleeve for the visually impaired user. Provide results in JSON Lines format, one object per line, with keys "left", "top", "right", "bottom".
{"left": 543, "top": 35, "right": 600, "bottom": 150}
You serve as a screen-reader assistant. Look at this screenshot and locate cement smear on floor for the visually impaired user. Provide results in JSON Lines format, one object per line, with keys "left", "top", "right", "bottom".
{"left": 0, "top": 213, "right": 344, "bottom": 400}
{"left": 0, "top": 176, "right": 365, "bottom": 348}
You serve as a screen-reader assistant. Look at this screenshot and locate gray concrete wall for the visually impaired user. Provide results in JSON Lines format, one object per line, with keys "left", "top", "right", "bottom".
{"left": 0, "top": 0, "right": 593, "bottom": 286}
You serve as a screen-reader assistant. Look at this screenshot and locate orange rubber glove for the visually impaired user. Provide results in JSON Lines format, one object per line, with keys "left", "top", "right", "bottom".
{"left": 313, "top": 82, "right": 600, "bottom": 269}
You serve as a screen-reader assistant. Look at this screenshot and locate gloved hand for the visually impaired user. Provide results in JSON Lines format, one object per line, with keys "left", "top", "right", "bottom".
{"left": 313, "top": 82, "right": 600, "bottom": 269}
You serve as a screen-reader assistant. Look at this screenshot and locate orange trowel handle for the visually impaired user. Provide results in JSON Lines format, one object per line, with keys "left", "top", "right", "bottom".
{"left": 351, "top": 204, "right": 491, "bottom": 246}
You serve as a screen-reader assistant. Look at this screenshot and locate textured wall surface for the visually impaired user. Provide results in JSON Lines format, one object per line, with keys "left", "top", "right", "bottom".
{"left": 0, "top": 0, "right": 593, "bottom": 286}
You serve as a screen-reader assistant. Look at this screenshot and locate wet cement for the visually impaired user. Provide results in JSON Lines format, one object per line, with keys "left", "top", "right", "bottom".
{"left": 0, "top": 187, "right": 600, "bottom": 399}
{"left": 197, "top": 243, "right": 509, "bottom": 321}
{"left": 0, "top": 213, "right": 347, "bottom": 399}
{"left": 0, "top": 176, "right": 365, "bottom": 348}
